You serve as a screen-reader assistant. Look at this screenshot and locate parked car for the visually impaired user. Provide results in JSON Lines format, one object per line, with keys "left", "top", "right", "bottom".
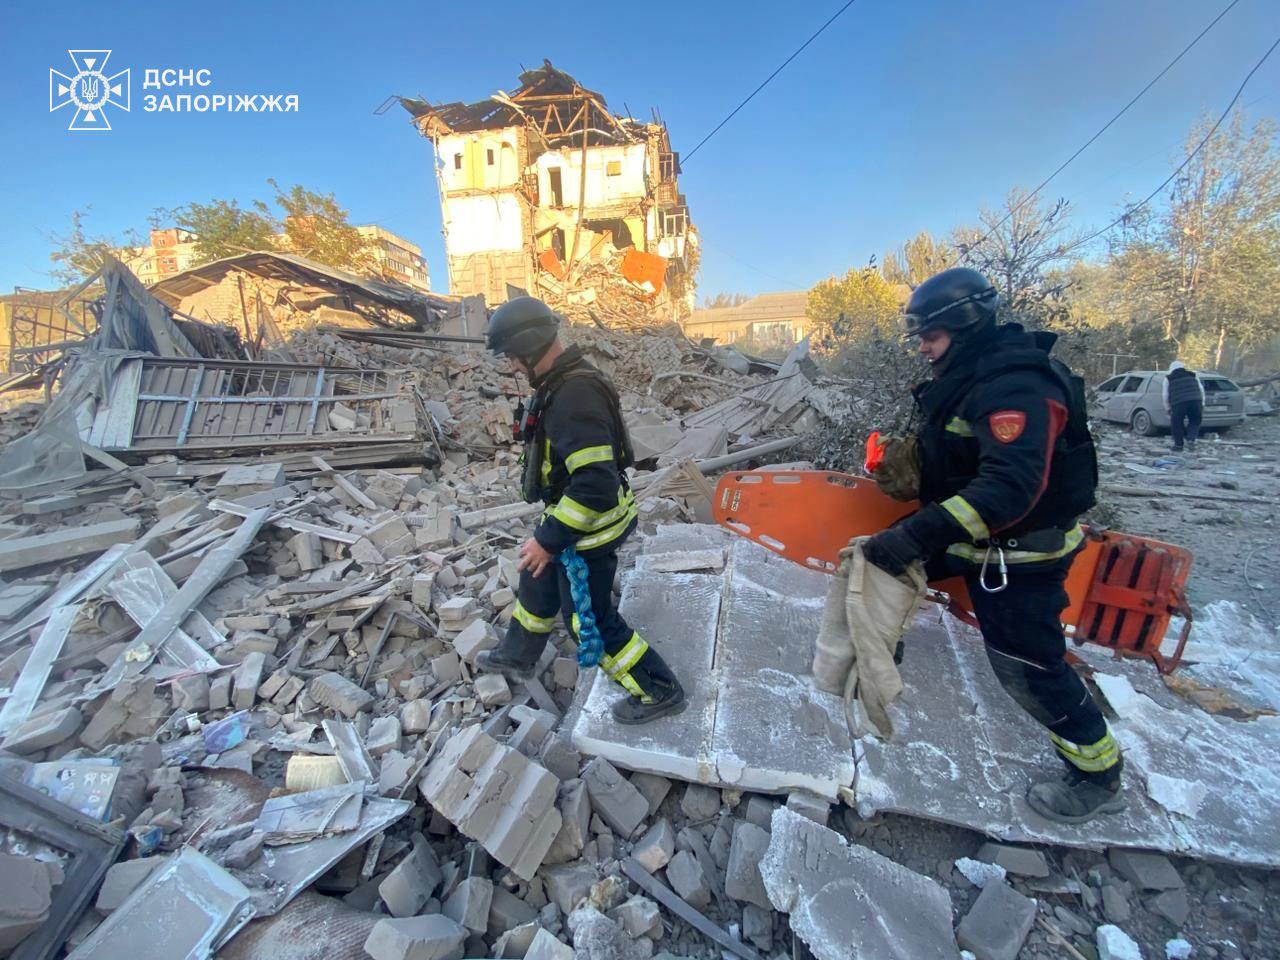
{"left": 1090, "top": 370, "right": 1246, "bottom": 436}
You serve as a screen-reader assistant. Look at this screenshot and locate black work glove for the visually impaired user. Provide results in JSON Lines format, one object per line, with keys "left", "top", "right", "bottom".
{"left": 864, "top": 503, "right": 968, "bottom": 576}
{"left": 862, "top": 525, "right": 924, "bottom": 576}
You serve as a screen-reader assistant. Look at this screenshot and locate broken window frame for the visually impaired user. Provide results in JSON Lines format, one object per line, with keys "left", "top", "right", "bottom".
{"left": 0, "top": 775, "right": 125, "bottom": 960}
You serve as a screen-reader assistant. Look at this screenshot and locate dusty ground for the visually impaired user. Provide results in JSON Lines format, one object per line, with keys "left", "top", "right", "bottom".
{"left": 1093, "top": 414, "right": 1280, "bottom": 630}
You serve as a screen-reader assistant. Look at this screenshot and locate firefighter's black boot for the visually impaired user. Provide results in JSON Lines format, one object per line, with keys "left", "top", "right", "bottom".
{"left": 611, "top": 679, "right": 687, "bottom": 725}
{"left": 474, "top": 649, "right": 536, "bottom": 682}
{"left": 474, "top": 623, "right": 542, "bottom": 682}
{"left": 1026, "top": 755, "right": 1125, "bottom": 823}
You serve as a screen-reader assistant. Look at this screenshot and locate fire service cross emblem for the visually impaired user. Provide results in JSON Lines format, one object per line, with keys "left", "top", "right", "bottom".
{"left": 50, "top": 50, "right": 130, "bottom": 131}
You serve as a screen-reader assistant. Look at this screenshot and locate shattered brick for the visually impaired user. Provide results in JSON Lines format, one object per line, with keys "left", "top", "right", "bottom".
{"left": 419, "top": 725, "right": 561, "bottom": 881}
{"left": 582, "top": 757, "right": 648, "bottom": 839}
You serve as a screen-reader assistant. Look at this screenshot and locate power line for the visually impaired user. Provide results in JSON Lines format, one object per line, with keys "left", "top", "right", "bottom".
{"left": 682, "top": 0, "right": 859, "bottom": 164}
{"left": 962, "top": 0, "right": 1242, "bottom": 261}
{"left": 1063, "top": 33, "right": 1280, "bottom": 257}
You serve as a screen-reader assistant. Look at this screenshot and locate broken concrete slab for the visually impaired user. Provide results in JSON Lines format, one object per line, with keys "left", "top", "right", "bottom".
{"left": 379, "top": 838, "right": 443, "bottom": 918}
{"left": 0, "top": 851, "right": 53, "bottom": 954}
{"left": 632, "top": 818, "right": 676, "bottom": 872}
{"left": 724, "top": 820, "right": 772, "bottom": 910}
{"left": 974, "top": 842, "right": 1050, "bottom": 878}
{"left": 582, "top": 756, "right": 648, "bottom": 839}
{"left": 760, "top": 806, "right": 956, "bottom": 960}
{"left": 853, "top": 609, "right": 1280, "bottom": 868}
{"left": 308, "top": 671, "right": 375, "bottom": 717}
{"left": 442, "top": 876, "right": 493, "bottom": 933}
{"left": 253, "top": 796, "right": 411, "bottom": 916}
{"left": 573, "top": 529, "right": 855, "bottom": 799}
{"left": 2, "top": 705, "right": 82, "bottom": 754}
{"left": 0, "top": 516, "right": 139, "bottom": 574}
{"left": 67, "top": 847, "right": 255, "bottom": 960}
{"left": 955, "top": 880, "right": 1037, "bottom": 960}
{"left": 524, "top": 926, "right": 575, "bottom": 960}
{"left": 1107, "top": 848, "right": 1184, "bottom": 891}
{"left": 419, "top": 724, "right": 561, "bottom": 881}
{"left": 364, "top": 914, "right": 467, "bottom": 960}
{"left": 95, "top": 855, "right": 168, "bottom": 912}
{"left": 665, "top": 850, "right": 711, "bottom": 909}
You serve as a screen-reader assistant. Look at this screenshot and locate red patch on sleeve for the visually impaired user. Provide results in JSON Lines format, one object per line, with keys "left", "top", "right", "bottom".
{"left": 989, "top": 410, "right": 1027, "bottom": 443}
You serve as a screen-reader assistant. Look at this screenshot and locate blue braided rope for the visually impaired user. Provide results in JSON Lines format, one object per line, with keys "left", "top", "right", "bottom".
{"left": 560, "top": 547, "right": 604, "bottom": 667}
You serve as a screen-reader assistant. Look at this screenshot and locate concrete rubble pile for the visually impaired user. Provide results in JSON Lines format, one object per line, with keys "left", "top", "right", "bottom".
{"left": 0, "top": 305, "right": 1274, "bottom": 959}
{"left": 0, "top": 320, "right": 844, "bottom": 960}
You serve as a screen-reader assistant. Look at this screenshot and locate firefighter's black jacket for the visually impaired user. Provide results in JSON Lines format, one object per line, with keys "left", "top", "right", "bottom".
{"left": 899, "top": 323, "right": 1094, "bottom": 568}
{"left": 525, "top": 347, "right": 636, "bottom": 556}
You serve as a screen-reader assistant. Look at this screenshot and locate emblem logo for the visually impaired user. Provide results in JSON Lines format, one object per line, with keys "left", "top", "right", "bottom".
{"left": 50, "top": 50, "right": 130, "bottom": 131}
{"left": 989, "top": 410, "right": 1027, "bottom": 444}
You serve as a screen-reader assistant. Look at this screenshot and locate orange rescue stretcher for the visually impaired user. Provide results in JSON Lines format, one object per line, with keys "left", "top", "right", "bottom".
{"left": 712, "top": 470, "right": 1195, "bottom": 673}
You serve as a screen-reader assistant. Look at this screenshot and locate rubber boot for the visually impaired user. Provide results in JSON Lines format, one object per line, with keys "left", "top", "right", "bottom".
{"left": 611, "top": 679, "right": 687, "bottom": 725}
{"left": 1026, "top": 755, "right": 1125, "bottom": 823}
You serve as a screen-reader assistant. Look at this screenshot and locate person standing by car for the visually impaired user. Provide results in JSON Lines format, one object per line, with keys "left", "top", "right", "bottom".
{"left": 1162, "top": 360, "right": 1204, "bottom": 452}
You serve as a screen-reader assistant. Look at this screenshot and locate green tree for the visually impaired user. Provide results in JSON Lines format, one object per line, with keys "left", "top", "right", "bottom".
{"left": 48, "top": 209, "right": 145, "bottom": 286}
{"left": 258, "top": 179, "right": 376, "bottom": 273}
{"left": 806, "top": 264, "right": 903, "bottom": 347}
{"left": 1106, "top": 111, "right": 1280, "bottom": 370}
{"left": 169, "top": 199, "right": 276, "bottom": 265}
{"left": 882, "top": 231, "right": 957, "bottom": 287}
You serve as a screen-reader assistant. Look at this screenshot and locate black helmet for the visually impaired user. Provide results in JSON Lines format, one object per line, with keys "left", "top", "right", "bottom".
{"left": 486, "top": 296, "right": 560, "bottom": 362}
{"left": 901, "top": 267, "right": 999, "bottom": 338}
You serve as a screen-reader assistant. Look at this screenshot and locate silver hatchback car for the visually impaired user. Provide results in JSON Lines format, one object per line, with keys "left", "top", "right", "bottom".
{"left": 1090, "top": 370, "right": 1246, "bottom": 436}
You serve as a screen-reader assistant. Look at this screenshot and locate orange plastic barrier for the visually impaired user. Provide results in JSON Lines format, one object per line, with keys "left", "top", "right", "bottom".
{"left": 713, "top": 470, "right": 1193, "bottom": 672}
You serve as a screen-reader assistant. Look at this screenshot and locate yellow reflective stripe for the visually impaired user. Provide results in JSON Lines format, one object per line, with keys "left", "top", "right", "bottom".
{"left": 945, "top": 416, "right": 974, "bottom": 436}
{"left": 613, "top": 670, "right": 649, "bottom": 701}
{"left": 602, "top": 634, "right": 648, "bottom": 678}
{"left": 512, "top": 600, "right": 556, "bottom": 633}
{"left": 574, "top": 502, "right": 638, "bottom": 550}
{"left": 565, "top": 444, "right": 615, "bottom": 474}
{"left": 551, "top": 495, "right": 604, "bottom": 532}
{"left": 941, "top": 495, "right": 989, "bottom": 541}
{"left": 945, "top": 523, "right": 1085, "bottom": 565}
{"left": 550, "top": 488, "right": 636, "bottom": 535}
{"left": 540, "top": 437, "right": 552, "bottom": 486}
{"left": 1050, "top": 729, "right": 1120, "bottom": 772}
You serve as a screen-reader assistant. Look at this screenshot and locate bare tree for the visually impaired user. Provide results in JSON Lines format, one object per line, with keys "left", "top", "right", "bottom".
{"left": 953, "top": 189, "right": 1082, "bottom": 327}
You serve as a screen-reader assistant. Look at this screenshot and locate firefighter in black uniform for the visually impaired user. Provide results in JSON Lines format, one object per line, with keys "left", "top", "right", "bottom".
{"left": 863, "top": 268, "right": 1125, "bottom": 823}
{"left": 475, "top": 296, "right": 687, "bottom": 724}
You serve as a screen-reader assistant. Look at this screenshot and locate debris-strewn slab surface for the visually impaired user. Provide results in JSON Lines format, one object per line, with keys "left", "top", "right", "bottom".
{"left": 855, "top": 611, "right": 1280, "bottom": 868}
{"left": 573, "top": 527, "right": 855, "bottom": 799}
{"left": 760, "top": 806, "right": 956, "bottom": 960}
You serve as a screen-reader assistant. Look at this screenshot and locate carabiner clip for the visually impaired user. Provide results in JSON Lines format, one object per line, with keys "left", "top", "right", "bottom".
{"left": 979, "top": 544, "right": 1008, "bottom": 594}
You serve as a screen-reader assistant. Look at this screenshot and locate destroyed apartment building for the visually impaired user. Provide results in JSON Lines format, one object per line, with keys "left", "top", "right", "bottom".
{"left": 0, "top": 254, "right": 1275, "bottom": 960}
{"left": 397, "top": 61, "right": 697, "bottom": 326}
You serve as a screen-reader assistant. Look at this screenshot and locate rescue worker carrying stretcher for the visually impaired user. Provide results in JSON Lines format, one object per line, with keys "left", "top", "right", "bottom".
{"left": 862, "top": 267, "right": 1125, "bottom": 823}
{"left": 475, "top": 296, "right": 687, "bottom": 724}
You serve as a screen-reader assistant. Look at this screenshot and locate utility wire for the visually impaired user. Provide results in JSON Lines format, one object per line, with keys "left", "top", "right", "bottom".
{"left": 682, "top": 0, "right": 859, "bottom": 164}
{"left": 962, "top": 0, "right": 1242, "bottom": 261}
{"left": 1061, "top": 33, "right": 1280, "bottom": 257}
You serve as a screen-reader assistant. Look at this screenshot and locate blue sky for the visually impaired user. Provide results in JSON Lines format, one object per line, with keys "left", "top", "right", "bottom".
{"left": 1, "top": 0, "right": 1277, "bottom": 299}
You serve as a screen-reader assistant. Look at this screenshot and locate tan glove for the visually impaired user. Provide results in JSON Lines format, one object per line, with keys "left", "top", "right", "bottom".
{"left": 870, "top": 434, "right": 921, "bottom": 502}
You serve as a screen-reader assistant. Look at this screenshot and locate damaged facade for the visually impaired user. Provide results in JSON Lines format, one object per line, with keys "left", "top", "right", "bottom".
{"left": 399, "top": 61, "right": 697, "bottom": 319}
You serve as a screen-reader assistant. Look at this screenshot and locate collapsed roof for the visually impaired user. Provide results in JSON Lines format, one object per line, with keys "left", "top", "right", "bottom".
{"left": 398, "top": 60, "right": 652, "bottom": 148}
{"left": 150, "top": 252, "right": 457, "bottom": 329}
